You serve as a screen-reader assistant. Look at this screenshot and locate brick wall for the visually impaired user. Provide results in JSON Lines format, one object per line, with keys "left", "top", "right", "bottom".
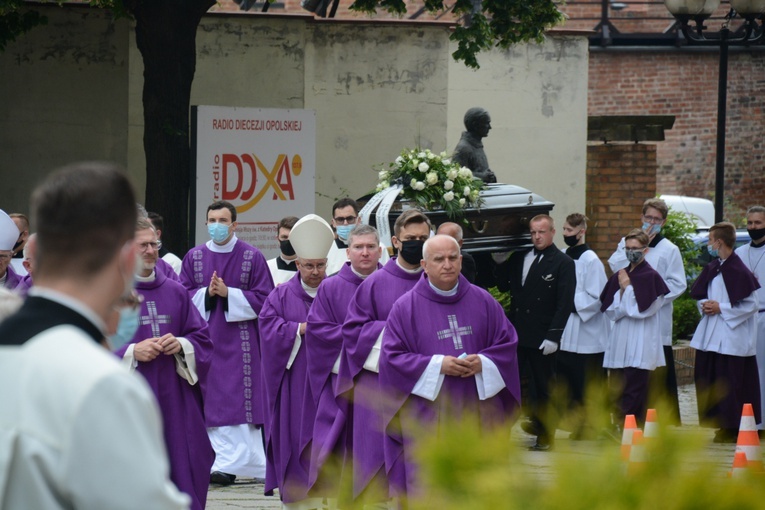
{"left": 586, "top": 143, "right": 657, "bottom": 272}
{"left": 590, "top": 50, "right": 765, "bottom": 221}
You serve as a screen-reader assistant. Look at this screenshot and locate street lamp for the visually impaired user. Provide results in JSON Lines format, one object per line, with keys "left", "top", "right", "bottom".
{"left": 664, "top": 0, "right": 765, "bottom": 223}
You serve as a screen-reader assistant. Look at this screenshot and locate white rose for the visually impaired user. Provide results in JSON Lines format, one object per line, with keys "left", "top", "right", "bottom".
{"left": 444, "top": 191, "right": 455, "bottom": 202}
{"left": 459, "top": 198, "right": 466, "bottom": 206}
{"left": 415, "top": 181, "right": 426, "bottom": 191}
{"left": 459, "top": 167, "right": 473, "bottom": 178}
{"left": 395, "top": 156, "right": 404, "bottom": 167}
{"left": 463, "top": 186, "right": 471, "bottom": 197}
{"left": 440, "top": 151, "right": 448, "bottom": 158}
{"left": 447, "top": 169, "right": 458, "bottom": 180}
{"left": 418, "top": 162, "right": 429, "bottom": 173}
{"left": 426, "top": 172, "right": 438, "bottom": 185}
{"left": 379, "top": 180, "right": 390, "bottom": 189}
{"left": 379, "top": 170, "right": 389, "bottom": 180}
{"left": 444, "top": 180, "right": 454, "bottom": 190}
{"left": 410, "top": 178, "right": 418, "bottom": 188}
{"left": 443, "top": 158, "right": 451, "bottom": 166}
{"left": 418, "top": 151, "right": 426, "bottom": 158}
{"left": 412, "top": 159, "right": 419, "bottom": 167}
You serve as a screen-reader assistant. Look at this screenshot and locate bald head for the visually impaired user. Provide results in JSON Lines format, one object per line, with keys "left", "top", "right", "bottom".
{"left": 422, "top": 235, "right": 462, "bottom": 291}
{"left": 436, "top": 222, "right": 464, "bottom": 247}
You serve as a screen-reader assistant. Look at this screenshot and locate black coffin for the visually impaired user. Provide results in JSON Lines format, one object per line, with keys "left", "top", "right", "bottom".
{"left": 357, "top": 183, "right": 555, "bottom": 254}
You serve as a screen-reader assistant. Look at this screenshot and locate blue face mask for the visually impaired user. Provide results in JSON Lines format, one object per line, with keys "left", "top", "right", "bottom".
{"left": 642, "top": 222, "right": 661, "bottom": 236}
{"left": 336, "top": 224, "right": 354, "bottom": 242}
{"left": 208, "top": 222, "right": 230, "bottom": 244}
{"left": 708, "top": 244, "right": 719, "bottom": 258}
{"left": 109, "top": 305, "right": 141, "bottom": 351}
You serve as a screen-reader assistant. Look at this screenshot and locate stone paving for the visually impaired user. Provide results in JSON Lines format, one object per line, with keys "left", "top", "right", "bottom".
{"left": 206, "top": 384, "right": 744, "bottom": 509}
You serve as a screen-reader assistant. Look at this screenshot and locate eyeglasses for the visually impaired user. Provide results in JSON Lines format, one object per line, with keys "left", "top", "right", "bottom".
{"left": 642, "top": 214, "right": 664, "bottom": 224}
{"left": 138, "top": 241, "right": 162, "bottom": 252}
{"left": 300, "top": 262, "right": 327, "bottom": 272}
{"left": 333, "top": 216, "right": 357, "bottom": 225}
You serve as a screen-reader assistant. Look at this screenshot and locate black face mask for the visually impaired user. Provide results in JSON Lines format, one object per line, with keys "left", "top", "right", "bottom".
{"left": 280, "top": 239, "right": 296, "bottom": 257}
{"left": 398, "top": 240, "right": 425, "bottom": 266}
{"left": 748, "top": 227, "right": 765, "bottom": 243}
{"left": 563, "top": 234, "right": 579, "bottom": 247}
{"left": 12, "top": 237, "right": 23, "bottom": 252}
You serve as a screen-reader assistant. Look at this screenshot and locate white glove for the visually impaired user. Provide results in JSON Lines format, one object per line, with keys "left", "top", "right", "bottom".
{"left": 539, "top": 340, "right": 558, "bottom": 356}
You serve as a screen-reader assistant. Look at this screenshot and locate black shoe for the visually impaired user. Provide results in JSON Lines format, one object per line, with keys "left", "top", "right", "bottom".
{"left": 712, "top": 429, "right": 737, "bottom": 444}
{"left": 210, "top": 471, "right": 236, "bottom": 485}
{"left": 528, "top": 441, "right": 553, "bottom": 452}
{"left": 520, "top": 420, "right": 540, "bottom": 436}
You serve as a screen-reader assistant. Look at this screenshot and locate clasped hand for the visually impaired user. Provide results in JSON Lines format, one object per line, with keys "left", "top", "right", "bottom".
{"left": 134, "top": 333, "right": 182, "bottom": 362}
{"left": 208, "top": 271, "right": 229, "bottom": 298}
{"left": 701, "top": 300, "right": 721, "bottom": 316}
{"left": 440, "top": 354, "right": 482, "bottom": 377}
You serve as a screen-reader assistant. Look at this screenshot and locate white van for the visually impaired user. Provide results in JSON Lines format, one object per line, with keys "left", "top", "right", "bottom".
{"left": 660, "top": 195, "right": 715, "bottom": 229}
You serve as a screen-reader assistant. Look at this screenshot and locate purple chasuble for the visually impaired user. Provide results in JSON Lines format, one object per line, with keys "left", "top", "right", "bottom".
{"left": 116, "top": 270, "right": 215, "bottom": 510}
{"left": 14, "top": 273, "right": 32, "bottom": 296}
{"left": 338, "top": 257, "right": 422, "bottom": 499}
{"left": 3, "top": 265, "right": 21, "bottom": 290}
{"left": 690, "top": 252, "right": 760, "bottom": 303}
{"left": 600, "top": 260, "right": 669, "bottom": 313}
{"left": 305, "top": 261, "right": 381, "bottom": 490}
{"left": 258, "top": 273, "right": 316, "bottom": 503}
{"left": 380, "top": 274, "right": 521, "bottom": 497}
{"left": 156, "top": 257, "right": 181, "bottom": 282}
{"left": 180, "top": 240, "right": 274, "bottom": 427}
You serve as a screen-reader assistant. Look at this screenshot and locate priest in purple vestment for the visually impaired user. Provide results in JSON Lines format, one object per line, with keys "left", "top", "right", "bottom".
{"left": 117, "top": 219, "right": 215, "bottom": 510}
{"left": 180, "top": 200, "right": 274, "bottom": 485}
{"left": 258, "top": 214, "right": 335, "bottom": 508}
{"left": 337, "top": 209, "right": 432, "bottom": 505}
{"left": 380, "top": 235, "right": 520, "bottom": 500}
{"left": 305, "top": 224, "right": 383, "bottom": 503}
{"left": 0, "top": 210, "right": 22, "bottom": 291}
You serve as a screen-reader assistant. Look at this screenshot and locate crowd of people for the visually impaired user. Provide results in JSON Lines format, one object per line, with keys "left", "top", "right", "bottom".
{"left": 0, "top": 162, "right": 763, "bottom": 510}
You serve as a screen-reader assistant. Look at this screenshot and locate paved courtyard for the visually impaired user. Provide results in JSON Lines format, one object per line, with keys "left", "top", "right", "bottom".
{"left": 206, "top": 384, "right": 748, "bottom": 509}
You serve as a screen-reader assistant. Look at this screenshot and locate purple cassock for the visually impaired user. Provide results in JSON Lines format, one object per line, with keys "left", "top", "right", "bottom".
{"left": 258, "top": 273, "right": 316, "bottom": 503}
{"left": 3, "top": 265, "right": 21, "bottom": 290}
{"left": 180, "top": 239, "right": 274, "bottom": 428}
{"left": 380, "top": 274, "right": 521, "bottom": 497}
{"left": 337, "top": 258, "right": 421, "bottom": 500}
{"left": 116, "top": 269, "right": 215, "bottom": 510}
{"left": 305, "top": 261, "right": 383, "bottom": 492}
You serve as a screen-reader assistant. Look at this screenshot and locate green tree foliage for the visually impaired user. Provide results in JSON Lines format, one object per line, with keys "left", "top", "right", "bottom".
{"left": 351, "top": 0, "right": 564, "bottom": 68}
{"left": 661, "top": 208, "right": 701, "bottom": 341}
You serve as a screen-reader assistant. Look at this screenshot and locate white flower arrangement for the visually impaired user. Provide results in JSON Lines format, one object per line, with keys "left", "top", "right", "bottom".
{"left": 375, "top": 147, "right": 484, "bottom": 218}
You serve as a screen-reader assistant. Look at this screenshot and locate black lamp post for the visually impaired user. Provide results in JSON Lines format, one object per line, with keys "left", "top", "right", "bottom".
{"left": 664, "top": 0, "right": 765, "bottom": 223}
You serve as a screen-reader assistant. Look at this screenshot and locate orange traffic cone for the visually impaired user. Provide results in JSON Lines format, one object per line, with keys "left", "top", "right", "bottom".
{"left": 734, "top": 403, "right": 763, "bottom": 471}
{"left": 644, "top": 409, "right": 659, "bottom": 440}
{"left": 621, "top": 414, "right": 638, "bottom": 461}
{"left": 729, "top": 451, "right": 749, "bottom": 478}
{"left": 627, "top": 429, "right": 647, "bottom": 475}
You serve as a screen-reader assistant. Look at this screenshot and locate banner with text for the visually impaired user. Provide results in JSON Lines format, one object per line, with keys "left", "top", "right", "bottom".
{"left": 192, "top": 106, "right": 316, "bottom": 259}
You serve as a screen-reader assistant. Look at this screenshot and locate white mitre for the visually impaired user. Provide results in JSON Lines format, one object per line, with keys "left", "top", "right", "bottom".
{"left": 289, "top": 214, "right": 334, "bottom": 259}
{"left": 0, "top": 210, "right": 19, "bottom": 251}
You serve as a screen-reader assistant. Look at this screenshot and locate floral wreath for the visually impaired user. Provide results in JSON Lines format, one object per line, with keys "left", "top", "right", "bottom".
{"left": 375, "top": 148, "right": 484, "bottom": 219}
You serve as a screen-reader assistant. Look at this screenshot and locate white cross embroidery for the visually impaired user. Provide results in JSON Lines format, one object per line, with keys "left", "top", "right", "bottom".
{"left": 437, "top": 315, "right": 472, "bottom": 350}
{"left": 140, "top": 301, "right": 172, "bottom": 337}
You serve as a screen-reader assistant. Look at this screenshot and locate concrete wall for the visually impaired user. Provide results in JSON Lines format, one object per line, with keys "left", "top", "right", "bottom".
{"left": 1, "top": 6, "right": 589, "bottom": 235}
{"left": 448, "top": 34, "right": 590, "bottom": 235}
{"left": 0, "top": 7, "right": 130, "bottom": 216}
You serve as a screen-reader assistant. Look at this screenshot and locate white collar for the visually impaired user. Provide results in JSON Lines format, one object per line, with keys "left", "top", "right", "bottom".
{"left": 351, "top": 265, "right": 375, "bottom": 280}
{"left": 428, "top": 280, "right": 459, "bottom": 296}
{"left": 300, "top": 277, "right": 319, "bottom": 298}
{"left": 135, "top": 271, "right": 156, "bottom": 283}
{"left": 28, "top": 286, "right": 108, "bottom": 335}
{"left": 206, "top": 234, "right": 238, "bottom": 253}
{"left": 396, "top": 257, "right": 423, "bottom": 274}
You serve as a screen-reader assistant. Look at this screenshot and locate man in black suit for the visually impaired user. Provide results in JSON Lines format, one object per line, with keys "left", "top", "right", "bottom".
{"left": 436, "top": 221, "right": 477, "bottom": 283}
{"left": 495, "top": 214, "right": 576, "bottom": 450}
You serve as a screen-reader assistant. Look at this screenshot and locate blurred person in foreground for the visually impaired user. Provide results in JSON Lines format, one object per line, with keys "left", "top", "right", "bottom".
{"left": 0, "top": 161, "right": 189, "bottom": 509}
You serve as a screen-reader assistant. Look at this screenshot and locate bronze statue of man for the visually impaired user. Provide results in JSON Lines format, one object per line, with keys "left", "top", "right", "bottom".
{"left": 452, "top": 107, "right": 497, "bottom": 184}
